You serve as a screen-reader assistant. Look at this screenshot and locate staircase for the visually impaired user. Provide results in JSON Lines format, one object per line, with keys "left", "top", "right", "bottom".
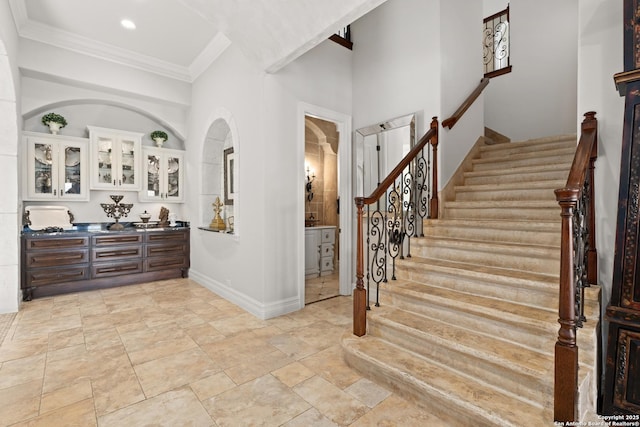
{"left": 342, "top": 134, "right": 601, "bottom": 426}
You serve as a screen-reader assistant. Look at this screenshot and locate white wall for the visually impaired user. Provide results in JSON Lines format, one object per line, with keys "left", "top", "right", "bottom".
{"left": 263, "top": 39, "right": 352, "bottom": 307}
{"left": 351, "top": 0, "right": 441, "bottom": 136}
{"left": 18, "top": 38, "right": 191, "bottom": 108}
{"left": 577, "top": 0, "right": 624, "bottom": 324}
{"left": 188, "top": 38, "right": 353, "bottom": 318}
{"left": 440, "top": 0, "right": 484, "bottom": 188}
{"left": 484, "top": 0, "right": 578, "bottom": 141}
{"left": 185, "top": 44, "right": 268, "bottom": 310}
{"left": 0, "top": 0, "right": 21, "bottom": 313}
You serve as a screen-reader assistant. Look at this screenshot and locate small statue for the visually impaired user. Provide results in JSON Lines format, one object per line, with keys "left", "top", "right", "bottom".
{"left": 159, "top": 206, "right": 169, "bottom": 226}
{"left": 210, "top": 197, "right": 226, "bottom": 231}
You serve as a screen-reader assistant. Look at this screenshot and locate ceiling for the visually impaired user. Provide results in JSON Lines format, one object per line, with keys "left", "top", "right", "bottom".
{"left": 9, "top": 0, "right": 386, "bottom": 82}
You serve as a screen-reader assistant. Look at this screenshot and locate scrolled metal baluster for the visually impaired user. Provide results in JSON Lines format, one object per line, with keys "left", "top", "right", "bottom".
{"left": 387, "top": 179, "right": 403, "bottom": 281}
{"left": 369, "top": 208, "right": 386, "bottom": 307}
{"left": 415, "top": 147, "right": 429, "bottom": 231}
{"left": 402, "top": 167, "right": 415, "bottom": 257}
{"left": 366, "top": 204, "right": 371, "bottom": 310}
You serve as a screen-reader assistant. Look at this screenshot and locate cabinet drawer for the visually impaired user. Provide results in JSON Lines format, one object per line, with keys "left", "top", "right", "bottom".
{"left": 145, "top": 255, "right": 189, "bottom": 272}
{"left": 321, "top": 229, "right": 335, "bottom": 244}
{"left": 92, "top": 234, "right": 143, "bottom": 246}
{"left": 92, "top": 245, "right": 142, "bottom": 262}
{"left": 146, "top": 243, "right": 189, "bottom": 258}
{"left": 146, "top": 231, "right": 188, "bottom": 244}
{"left": 25, "top": 236, "right": 89, "bottom": 250}
{"left": 92, "top": 260, "right": 143, "bottom": 278}
{"left": 25, "top": 266, "right": 89, "bottom": 287}
{"left": 320, "top": 257, "right": 334, "bottom": 272}
{"left": 320, "top": 243, "right": 334, "bottom": 258}
{"left": 26, "top": 249, "right": 89, "bottom": 268}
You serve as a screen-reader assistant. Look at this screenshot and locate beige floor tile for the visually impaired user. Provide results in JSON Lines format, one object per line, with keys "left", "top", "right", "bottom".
{"left": 13, "top": 313, "right": 82, "bottom": 340}
{"left": 183, "top": 322, "right": 225, "bottom": 346}
{"left": 224, "top": 349, "right": 293, "bottom": 385}
{"left": 0, "top": 336, "right": 48, "bottom": 363}
{"left": 344, "top": 378, "right": 392, "bottom": 408}
{"left": 292, "top": 375, "right": 369, "bottom": 426}
{"left": 47, "top": 327, "right": 85, "bottom": 352}
{"left": 134, "top": 347, "right": 220, "bottom": 397}
{"left": 98, "top": 387, "right": 212, "bottom": 427}
{"left": 190, "top": 371, "right": 237, "bottom": 401}
{"left": 209, "top": 312, "right": 270, "bottom": 335}
{"left": 200, "top": 330, "right": 277, "bottom": 369}
{"left": 282, "top": 407, "right": 339, "bottom": 427}
{"left": 0, "top": 353, "right": 46, "bottom": 389}
{"left": 11, "top": 398, "right": 98, "bottom": 427}
{"left": 349, "top": 394, "right": 449, "bottom": 426}
{"left": 271, "top": 361, "right": 316, "bottom": 387}
{"left": 203, "top": 374, "right": 310, "bottom": 427}
{"left": 300, "top": 345, "right": 361, "bottom": 389}
{"left": 39, "top": 377, "right": 93, "bottom": 414}
{"left": 84, "top": 327, "right": 122, "bottom": 352}
{"left": 289, "top": 320, "right": 346, "bottom": 351}
{"left": 92, "top": 363, "right": 146, "bottom": 416}
{"left": 120, "top": 325, "right": 198, "bottom": 365}
{"left": 0, "top": 379, "right": 41, "bottom": 425}
{"left": 268, "top": 332, "right": 321, "bottom": 360}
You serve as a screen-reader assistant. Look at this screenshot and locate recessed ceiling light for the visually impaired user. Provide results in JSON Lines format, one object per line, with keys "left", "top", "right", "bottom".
{"left": 121, "top": 19, "right": 136, "bottom": 30}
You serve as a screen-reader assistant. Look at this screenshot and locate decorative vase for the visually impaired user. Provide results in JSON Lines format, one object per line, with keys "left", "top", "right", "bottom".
{"left": 47, "top": 122, "right": 62, "bottom": 135}
{"left": 153, "top": 137, "right": 166, "bottom": 148}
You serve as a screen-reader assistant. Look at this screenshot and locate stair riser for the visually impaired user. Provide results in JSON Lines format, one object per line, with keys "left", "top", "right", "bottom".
{"left": 368, "top": 318, "right": 552, "bottom": 404}
{"left": 342, "top": 349, "right": 516, "bottom": 427}
{"left": 423, "top": 226, "right": 560, "bottom": 246}
{"left": 480, "top": 141, "right": 576, "bottom": 158}
{"left": 409, "top": 245, "right": 559, "bottom": 275}
{"left": 394, "top": 266, "right": 558, "bottom": 308}
{"left": 381, "top": 289, "right": 556, "bottom": 351}
{"left": 444, "top": 207, "right": 559, "bottom": 221}
{"left": 472, "top": 154, "right": 575, "bottom": 172}
{"left": 464, "top": 170, "right": 569, "bottom": 186}
{"left": 455, "top": 188, "right": 558, "bottom": 202}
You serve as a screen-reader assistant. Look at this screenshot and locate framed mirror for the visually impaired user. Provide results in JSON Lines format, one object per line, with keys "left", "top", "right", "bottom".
{"left": 355, "top": 113, "right": 416, "bottom": 198}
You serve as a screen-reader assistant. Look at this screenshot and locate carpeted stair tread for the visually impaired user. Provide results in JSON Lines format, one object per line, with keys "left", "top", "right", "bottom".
{"left": 383, "top": 279, "right": 558, "bottom": 327}
{"left": 422, "top": 220, "right": 560, "bottom": 245}
{"left": 370, "top": 306, "right": 554, "bottom": 376}
{"left": 411, "top": 235, "right": 559, "bottom": 259}
{"left": 342, "top": 333, "right": 546, "bottom": 427}
{"left": 479, "top": 136, "right": 576, "bottom": 157}
{"left": 472, "top": 146, "right": 576, "bottom": 166}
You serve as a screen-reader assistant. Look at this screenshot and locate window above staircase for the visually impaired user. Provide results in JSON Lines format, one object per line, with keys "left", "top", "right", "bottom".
{"left": 483, "top": 6, "right": 512, "bottom": 78}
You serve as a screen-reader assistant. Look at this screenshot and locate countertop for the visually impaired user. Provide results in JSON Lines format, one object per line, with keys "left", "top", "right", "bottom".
{"left": 22, "top": 221, "right": 190, "bottom": 236}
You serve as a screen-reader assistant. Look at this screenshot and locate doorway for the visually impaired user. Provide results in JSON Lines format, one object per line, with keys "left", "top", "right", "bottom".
{"left": 304, "top": 116, "right": 340, "bottom": 304}
{"left": 298, "top": 103, "right": 352, "bottom": 309}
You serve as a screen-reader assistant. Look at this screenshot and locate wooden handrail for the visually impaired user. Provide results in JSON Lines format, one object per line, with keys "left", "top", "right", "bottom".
{"left": 353, "top": 117, "right": 439, "bottom": 336}
{"left": 442, "top": 78, "right": 490, "bottom": 129}
{"left": 553, "top": 111, "right": 598, "bottom": 422}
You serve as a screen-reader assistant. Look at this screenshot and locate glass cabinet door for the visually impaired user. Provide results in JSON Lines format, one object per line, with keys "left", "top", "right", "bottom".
{"left": 24, "top": 134, "right": 89, "bottom": 201}
{"left": 166, "top": 154, "right": 181, "bottom": 200}
{"left": 119, "top": 136, "right": 138, "bottom": 189}
{"left": 96, "top": 135, "right": 114, "bottom": 187}
{"left": 145, "top": 152, "right": 161, "bottom": 198}
{"left": 32, "top": 142, "right": 54, "bottom": 197}
{"left": 63, "top": 146, "right": 81, "bottom": 195}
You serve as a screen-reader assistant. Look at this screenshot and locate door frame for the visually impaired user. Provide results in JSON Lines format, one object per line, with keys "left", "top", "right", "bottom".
{"left": 297, "top": 102, "right": 353, "bottom": 307}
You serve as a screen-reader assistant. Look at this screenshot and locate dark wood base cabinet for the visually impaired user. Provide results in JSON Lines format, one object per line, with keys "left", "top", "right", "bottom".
{"left": 21, "top": 229, "right": 189, "bottom": 300}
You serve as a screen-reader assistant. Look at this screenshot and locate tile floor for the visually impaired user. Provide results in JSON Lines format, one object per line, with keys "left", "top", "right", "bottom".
{"left": 305, "top": 272, "right": 340, "bottom": 305}
{"left": 0, "top": 278, "right": 444, "bottom": 426}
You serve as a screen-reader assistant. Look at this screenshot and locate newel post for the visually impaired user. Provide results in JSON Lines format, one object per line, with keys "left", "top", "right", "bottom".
{"left": 554, "top": 188, "right": 580, "bottom": 422}
{"left": 353, "top": 197, "right": 367, "bottom": 336}
{"left": 429, "top": 117, "right": 439, "bottom": 219}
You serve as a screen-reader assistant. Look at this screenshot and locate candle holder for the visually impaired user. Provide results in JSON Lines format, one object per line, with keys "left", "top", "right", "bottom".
{"left": 100, "top": 195, "right": 133, "bottom": 230}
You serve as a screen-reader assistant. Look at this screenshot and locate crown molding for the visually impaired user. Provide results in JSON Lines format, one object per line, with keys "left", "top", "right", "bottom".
{"left": 189, "top": 32, "right": 231, "bottom": 81}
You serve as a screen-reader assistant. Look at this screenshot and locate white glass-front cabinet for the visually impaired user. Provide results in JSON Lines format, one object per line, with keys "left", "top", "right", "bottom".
{"left": 88, "top": 126, "right": 143, "bottom": 191}
{"left": 23, "top": 132, "right": 89, "bottom": 201}
{"left": 140, "top": 147, "right": 184, "bottom": 202}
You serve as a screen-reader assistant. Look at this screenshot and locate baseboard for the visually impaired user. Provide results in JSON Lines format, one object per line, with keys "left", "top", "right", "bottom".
{"left": 189, "top": 269, "right": 301, "bottom": 320}
{"left": 440, "top": 135, "right": 488, "bottom": 211}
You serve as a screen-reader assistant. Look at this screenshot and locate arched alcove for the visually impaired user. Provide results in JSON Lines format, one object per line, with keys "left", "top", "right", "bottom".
{"left": 201, "top": 110, "right": 239, "bottom": 235}
{"left": 22, "top": 100, "right": 185, "bottom": 150}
